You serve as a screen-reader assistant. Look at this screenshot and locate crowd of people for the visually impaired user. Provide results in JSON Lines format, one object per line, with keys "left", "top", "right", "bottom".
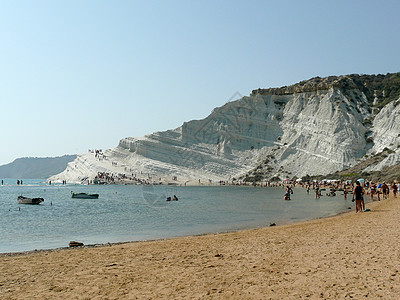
{"left": 89, "top": 149, "right": 107, "bottom": 161}
{"left": 92, "top": 172, "right": 155, "bottom": 185}
{"left": 284, "top": 179, "right": 399, "bottom": 212}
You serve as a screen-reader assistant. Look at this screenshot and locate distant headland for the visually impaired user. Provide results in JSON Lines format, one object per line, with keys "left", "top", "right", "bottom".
{"left": 0, "top": 155, "right": 77, "bottom": 179}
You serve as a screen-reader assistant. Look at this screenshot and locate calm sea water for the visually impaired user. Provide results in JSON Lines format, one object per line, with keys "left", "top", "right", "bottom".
{"left": 0, "top": 179, "right": 355, "bottom": 253}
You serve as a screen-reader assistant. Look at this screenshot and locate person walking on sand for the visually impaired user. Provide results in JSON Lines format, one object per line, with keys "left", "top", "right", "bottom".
{"left": 392, "top": 183, "right": 398, "bottom": 198}
{"left": 352, "top": 181, "right": 364, "bottom": 213}
{"left": 381, "top": 182, "right": 389, "bottom": 199}
{"left": 369, "top": 182, "right": 376, "bottom": 201}
{"left": 361, "top": 191, "right": 366, "bottom": 211}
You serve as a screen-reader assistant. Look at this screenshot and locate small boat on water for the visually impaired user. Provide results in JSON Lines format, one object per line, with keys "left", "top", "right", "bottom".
{"left": 18, "top": 196, "right": 44, "bottom": 205}
{"left": 71, "top": 191, "right": 99, "bottom": 199}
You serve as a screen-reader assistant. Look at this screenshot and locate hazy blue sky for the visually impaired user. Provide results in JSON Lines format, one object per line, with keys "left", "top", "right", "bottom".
{"left": 0, "top": 0, "right": 399, "bottom": 165}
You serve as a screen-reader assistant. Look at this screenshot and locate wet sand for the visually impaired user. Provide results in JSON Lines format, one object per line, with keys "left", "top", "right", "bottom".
{"left": 1, "top": 195, "right": 399, "bottom": 299}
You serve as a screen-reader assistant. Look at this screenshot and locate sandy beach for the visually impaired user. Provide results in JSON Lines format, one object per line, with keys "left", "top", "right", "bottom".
{"left": 1, "top": 195, "right": 399, "bottom": 299}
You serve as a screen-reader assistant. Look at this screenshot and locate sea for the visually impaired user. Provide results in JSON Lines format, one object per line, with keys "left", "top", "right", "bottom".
{"left": 0, "top": 179, "right": 356, "bottom": 253}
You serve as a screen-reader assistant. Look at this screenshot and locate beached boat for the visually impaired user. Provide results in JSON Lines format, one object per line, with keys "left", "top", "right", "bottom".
{"left": 18, "top": 196, "right": 44, "bottom": 205}
{"left": 71, "top": 192, "right": 99, "bottom": 199}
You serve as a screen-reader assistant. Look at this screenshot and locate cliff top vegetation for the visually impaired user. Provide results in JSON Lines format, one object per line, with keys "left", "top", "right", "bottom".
{"left": 252, "top": 73, "right": 400, "bottom": 108}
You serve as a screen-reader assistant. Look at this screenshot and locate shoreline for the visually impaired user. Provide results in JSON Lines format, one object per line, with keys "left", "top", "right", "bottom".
{"left": 1, "top": 185, "right": 358, "bottom": 257}
{"left": 2, "top": 195, "right": 398, "bottom": 298}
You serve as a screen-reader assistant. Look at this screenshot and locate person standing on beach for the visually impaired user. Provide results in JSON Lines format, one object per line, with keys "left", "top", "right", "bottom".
{"left": 381, "top": 182, "right": 389, "bottom": 199}
{"left": 370, "top": 182, "right": 376, "bottom": 201}
{"left": 392, "top": 183, "right": 398, "bottom": 197}
{"left": 352, "top": 181, "right": 364, "bottom": 213}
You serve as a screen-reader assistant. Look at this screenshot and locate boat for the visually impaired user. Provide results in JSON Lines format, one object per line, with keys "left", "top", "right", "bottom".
{"left": 18, "top": 196, "right": 44, "bottom": 205}
{"left": 71, "top": 191, "right": 99, "bottom": 199}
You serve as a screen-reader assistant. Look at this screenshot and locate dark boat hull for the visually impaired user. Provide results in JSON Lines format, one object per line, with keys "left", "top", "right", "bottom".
{"left": 18, "top": 196, "right": 44, "bottom": 205}
{"left": 71, "top": 193, "right": 99, "bottom": 199}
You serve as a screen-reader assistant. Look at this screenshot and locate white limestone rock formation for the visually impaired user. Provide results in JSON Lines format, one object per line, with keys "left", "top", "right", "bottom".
{"left": 368, "top": 100, "right": 400, "bottom": 154}
{"left": 49, "top": 73, "right": 400, "bottom": 184}
{"left": 268, "top": 88, "right": 371, "bottom": 178}
{"left": 363, "top": 100, "right": 400, "bottom": 172}
{"left": 50, "top": 95, "right": 284, "bottom": 184}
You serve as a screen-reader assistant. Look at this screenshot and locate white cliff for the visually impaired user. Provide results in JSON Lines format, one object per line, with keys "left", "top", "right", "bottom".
{"left": 262, "top": 88, "right": 371, "bottom": 178}
{"left": 49, "top": 73, "right": 400, "bottom": 184}
{"left": 363, "top": 100, "right": 400, "bottom": 172}
{"left": 368, "top": 100, "right": 400, "bottom": 154}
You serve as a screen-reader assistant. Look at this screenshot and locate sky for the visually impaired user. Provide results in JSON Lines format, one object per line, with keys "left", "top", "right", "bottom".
{"left": 0, "top": 0, "right": 399, "bottom": 165}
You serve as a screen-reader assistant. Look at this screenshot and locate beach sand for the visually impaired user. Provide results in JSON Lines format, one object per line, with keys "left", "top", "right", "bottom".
{"left": 1, "top": 195, "right": 400, "bottom": 299}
